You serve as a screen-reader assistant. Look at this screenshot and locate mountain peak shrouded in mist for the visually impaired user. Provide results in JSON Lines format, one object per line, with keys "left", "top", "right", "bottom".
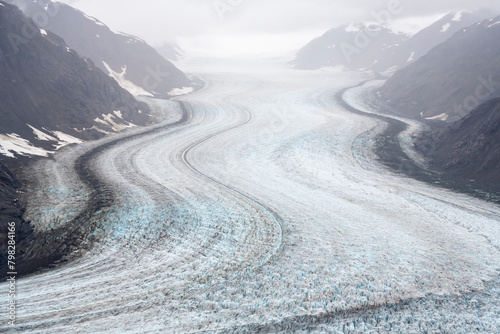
{"left": 293, "top": 8, "right": 496, "bottom": 73}
{"left": 293, "top": 22, "right": 407, "bottom": 72}
{"left": 6, "top": 0, "right": 196, "bottom": 98}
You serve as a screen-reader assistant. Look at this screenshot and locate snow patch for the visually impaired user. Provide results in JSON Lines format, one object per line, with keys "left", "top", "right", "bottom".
{"left": 167, "top": 87, "right": 194, "bottom": 97}
{"left": 488, "top": 21, "right": 500, "bottom": 28}
{"left": 452, "top": 11, "right": 463, "bottom": 22}
{"left": 441, "top": 23, "right": 450, "bottom": 32}
{"left": 66, "top": 47, "right": 71, "bottom": 52}
{"left": 113, "top": 110, "right": 123, "bottom": 119}
{"left": 51, "top": 131, "right": 83, "bottom": 145}
{"left": 116, "top": 31, "right": 145, "bottom": 43}
{"left": 0, "top": 133, "right": 52, "bottom": 158}
{"left": 407, "top": 51, "right": 415, "bottom": 62}
{"left": 96, "top": 34, "right": 100, "bottom": 38}
{"left": 28, "top": 125, "right": 57, "bottom": 141}
{"left": 81, "top": 11, "right": 106, "bottom": 26}
{"left": 382, "top": 65, "right": 398, "bottom": 75}
{"left": 0, "top": 3, "right": 4, "bottom": 6}
{"left": 74, "top": 125, "right": 112, "bottom": 135}
{"left": 102, "top": 61, "right": 153, "bottom": 97}
{"left": 94, "top": 113, "right": 135, "bottom": 132}
{"left": 425, "top": 113, "right": 449, "bottom": 121}
{"left": 40, "top": 28, "right": 47, "bottom": 36}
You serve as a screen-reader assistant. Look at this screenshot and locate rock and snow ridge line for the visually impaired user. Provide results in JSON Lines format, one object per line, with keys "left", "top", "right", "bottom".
{"left": 0, "top": 109, "right": 146, "bottom": 158}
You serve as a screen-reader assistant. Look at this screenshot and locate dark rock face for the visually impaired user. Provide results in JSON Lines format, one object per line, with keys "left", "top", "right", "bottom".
{"left": 0, "top": 0, "right": 150, "bottom": 148}
{"left": 416, "top": 98, "right": 500, "bottom": 191}
{"left": 7, "top": 0, "right": 192, "bottom": 98}
{"left": 0, "top": 161, "right": 34, "bottom": 277}
{"left": 379, "top": 15, "right": 500, "bottom": 122}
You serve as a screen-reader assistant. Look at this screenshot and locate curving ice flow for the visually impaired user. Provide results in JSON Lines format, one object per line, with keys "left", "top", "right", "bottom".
{"left": 1, "top": 66, "right": 500, "bottom": 333}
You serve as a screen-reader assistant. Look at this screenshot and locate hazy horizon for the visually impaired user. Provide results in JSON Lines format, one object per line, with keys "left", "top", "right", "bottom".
{"left": 58, "top": 0, "right": 500, "bottom": 58}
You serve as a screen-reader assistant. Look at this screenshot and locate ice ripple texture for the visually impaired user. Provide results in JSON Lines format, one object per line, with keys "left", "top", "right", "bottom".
{"left": 1, "top": 69, "right": 499, "bottom": 333}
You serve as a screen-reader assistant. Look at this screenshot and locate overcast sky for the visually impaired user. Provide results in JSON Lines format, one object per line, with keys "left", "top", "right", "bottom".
{"left": 59, "top": 0, "right": 499, "bottom": 58}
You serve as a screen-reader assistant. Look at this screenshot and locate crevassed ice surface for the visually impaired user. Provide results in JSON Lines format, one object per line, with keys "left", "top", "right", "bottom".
{"left": 1, "top": 67, "right": 499, "bottom": 333}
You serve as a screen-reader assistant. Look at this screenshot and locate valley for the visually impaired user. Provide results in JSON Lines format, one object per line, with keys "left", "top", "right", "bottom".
{"left": 1, "top": 67, "right": 499, "bottom": 333}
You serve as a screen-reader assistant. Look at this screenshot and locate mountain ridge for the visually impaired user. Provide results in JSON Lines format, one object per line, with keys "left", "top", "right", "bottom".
{"left": 0, "top": 0, "right": 150, "bottom": 158}
{"left": 6, "top": 0, "right": 195, "bottom": 98}
{"left": 379, "top": 15, "right": 500, "bottom": 122}
{"left": 293, "top": 9, "right": 495, "bottom": 73}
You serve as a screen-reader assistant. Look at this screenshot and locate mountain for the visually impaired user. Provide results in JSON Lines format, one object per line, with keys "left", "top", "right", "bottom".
{"left": 7, "top": 0, "right": 194, "bottom": 98}
{"left": 415, "top": 98, "right": 500, "bottom": 191}
{"left": 293, "top": 22, "right": 407, "bottom": 72}
{"left": 0, "top": 0, "right": 150, "bottom": 158}
{"left": 156, "top": 43, "right": 185, "bottom": 61}
{"left": 293, "top": 9, "right": 494, "bottom": 73}
{"left": 379, "top": 15, "right": 500, "bottom": 122}
{"left": 387, "top": 10, "right": 494, "bottom": 71}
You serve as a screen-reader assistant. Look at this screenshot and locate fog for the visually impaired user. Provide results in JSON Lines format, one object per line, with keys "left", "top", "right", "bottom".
{"left": 58, "top": 0, "right": 500, "bottom": 58}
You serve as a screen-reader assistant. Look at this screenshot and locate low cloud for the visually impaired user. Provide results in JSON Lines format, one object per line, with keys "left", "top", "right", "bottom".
{"left": 59, "top": 0, "right": 500, "bottom": 57}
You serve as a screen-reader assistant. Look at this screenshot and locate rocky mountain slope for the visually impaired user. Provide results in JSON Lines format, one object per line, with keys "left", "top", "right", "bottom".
{"left": 416, "top": 98, "right": 500, "bottom": 191}
{"left": 379, "top": 15, "right": 500, "bottom": 122}
{"left": 7, "top": 0, "right": 194, "bottom": 98}
{"left": 293, "top": 10, "right": 494, "bottom": 73}
{"left": 293, "top": 22, "right": 407, "bottom": 72}
{"left": 0, "top": 0, "right": 150, "bottom": 158}
{"left": 383, "top": 10, "right": 494, "bottom": 73}
{"left": 0, "top": 161, "right": 34, "bottom": 277}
